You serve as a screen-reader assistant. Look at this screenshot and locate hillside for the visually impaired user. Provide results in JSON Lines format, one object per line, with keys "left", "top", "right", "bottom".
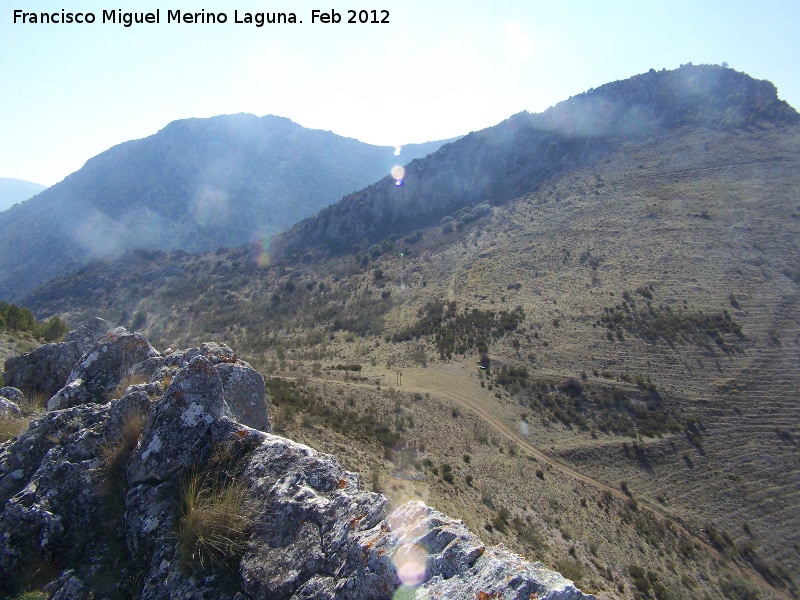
{"left": 0, "top": 178, "right": 47, "bottom": 212}
{"left": 275, "top": 64, "right": 798, "bottom": 259}
{"left": 19, "top": 65, "right": 800, "bottom": 598}
{"left": 0, "top": 114, "right": 449, "bottom": 301}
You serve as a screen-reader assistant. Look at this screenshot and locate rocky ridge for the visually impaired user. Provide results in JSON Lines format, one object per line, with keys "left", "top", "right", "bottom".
{"left": 0, "top": 320, "right": 592, "bottom": 599}
{"left": 275, "top": 64, "right": 798, "bottom": 259}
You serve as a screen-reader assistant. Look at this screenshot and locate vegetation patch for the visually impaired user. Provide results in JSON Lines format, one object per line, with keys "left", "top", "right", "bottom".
{"left": 598, "top": 288, "right": 744, "bottom": 353}
{"left": 266, "top": 378, "right": 408, "bottom": 451}
{"left": 177, "top": 439, "right": 257, "bottom": 578}
{"left": 0, "top": 301, "right": 69, "bottom": 341}
{"left": 391, "top": 301, "right": 524, "bottom": 359}
{"left": 493, "top": 370, "right": 682, "bottom": 437}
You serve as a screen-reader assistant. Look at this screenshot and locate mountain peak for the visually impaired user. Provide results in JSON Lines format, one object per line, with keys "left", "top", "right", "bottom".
{"left": 275, "top": 65, "right": 797, "bottom": 259}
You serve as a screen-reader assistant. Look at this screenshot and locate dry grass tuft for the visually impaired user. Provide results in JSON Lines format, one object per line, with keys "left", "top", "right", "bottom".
{"left": 178, "top": 468, "right": 252, "bottom": 571}
{"left": 1, "top": 391, "right": 48, "bottom": 444}
{"left": 101, "top": 411, "right": 147, "bottom": 486}
{"left": 0, "top": 417, "right": 28, "bottom": 443}
{"left": 111, "top": 372, "right": 150, "bottom": 399}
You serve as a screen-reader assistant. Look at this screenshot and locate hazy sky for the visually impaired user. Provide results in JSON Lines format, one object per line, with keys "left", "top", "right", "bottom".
{"left": 2, "top": 0, "right": 798, "bottom": 185}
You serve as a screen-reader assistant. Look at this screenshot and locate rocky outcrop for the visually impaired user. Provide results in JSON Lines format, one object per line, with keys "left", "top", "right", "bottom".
{"left": 0, "top": 322, "right": 592, "bottom": 599}
{"left": 3, "top": 317, "right": 113, "bottom": 397}
{"left": 46, "top": 328, "right": 159, "bottom": 411}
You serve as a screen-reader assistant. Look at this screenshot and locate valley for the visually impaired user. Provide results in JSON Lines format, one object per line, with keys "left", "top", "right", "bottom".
{"left": 5, "top": 65, "right": 800, "bottom": 599}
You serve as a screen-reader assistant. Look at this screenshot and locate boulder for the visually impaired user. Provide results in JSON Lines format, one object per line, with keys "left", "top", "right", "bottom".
{"left": 217, "top": 362, "right": 270, "bottom": 432}
{"left": 0, "top": 397, "right": 21, "bottom": 419}
{"left": 0, "top": 386, "right": 25, "bottom": 405}
{"left": 2, "top": 318, "right": 112, "bottom": 397}
{"left": 47, "top": 329, "right": 160, "bottom": 411}
{"left": 127, "top": 356, "right": 223, "bottom": 485}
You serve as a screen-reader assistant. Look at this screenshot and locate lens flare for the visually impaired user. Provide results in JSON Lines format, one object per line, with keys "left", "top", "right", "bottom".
{"left": 391, "top": 165, "right": 405, "bottom": 186}
{"left": 392, "top": 543, "right": 427, "bottom": 586}
{"left": 251, "top": 234, "right": 271, "bottom": 267}
{"left": 388, "top": 503, "right": 431, "bottom": 588}
{"left": 394, "top": 145, "right": 402, "bottom": 156}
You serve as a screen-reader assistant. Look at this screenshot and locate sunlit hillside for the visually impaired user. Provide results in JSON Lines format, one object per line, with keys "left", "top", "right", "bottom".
{"left": 18, "top": 65, "right": 800, "bottom": 599}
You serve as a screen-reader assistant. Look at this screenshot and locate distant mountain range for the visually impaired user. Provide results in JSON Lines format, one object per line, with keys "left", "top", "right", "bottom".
{"left": 0, "top": 114, "right": 451, "bottom": 301}
{"left": 0, "top": 178, "right": 47, "bottom": 212}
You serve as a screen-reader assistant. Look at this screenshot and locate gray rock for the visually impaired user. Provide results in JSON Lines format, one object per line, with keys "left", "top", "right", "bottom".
{"left": 64, "top": 317, "right": 115, "bottom": 356}
{"left": 161, "top": 342, "right": 269, "bottom": 432}
{"left": 127, "top": 356, "right": 223, "bottom": 485}
{"left": 0, "top": 404, "right": 108, "bottom": 586}
{"left": 0, "top": 386, "right": 25, "bottom": 405}
{"left": 2, "top": 318, "right": 112, "bottom": 397}
{"left": 0, "top": 397, "right": 21, "bottom": 419}
{"left": 47, "top": 329, "right": 160, "bottom": 411}
{"left": 4, "top": 341, "right": 81, "bottom": 398}
{"left": 44, "top": 569, "right": 89, "bottom": 600}
{"left": 217, "top": 362, "right": 270, "bottom": 432}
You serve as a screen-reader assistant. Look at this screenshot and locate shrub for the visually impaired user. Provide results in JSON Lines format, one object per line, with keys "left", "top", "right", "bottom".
{"left": 555, "top": 558, "right": 585, "bottom": 584}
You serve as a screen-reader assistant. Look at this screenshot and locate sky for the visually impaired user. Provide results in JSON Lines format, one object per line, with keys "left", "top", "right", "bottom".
{"left": 1, "top": 0, "right": 799, "bottom": 186}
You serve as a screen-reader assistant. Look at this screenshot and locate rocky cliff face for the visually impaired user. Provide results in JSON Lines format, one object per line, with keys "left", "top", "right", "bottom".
{"left": 1, "top": 321, "right": 592, "bottom": 599}
{"left": 275, "top": 64, "right": 798, "bottom": 258}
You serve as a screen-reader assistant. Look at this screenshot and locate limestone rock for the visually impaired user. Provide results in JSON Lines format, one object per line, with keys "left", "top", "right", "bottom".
{"left": 47, "top": 328, "right": 160, "bottom": 411}
{"left": 64, "top": 317, "right": 116, "bottom": 356}
{"left": 160, "top": 342, "right": 269, "bottom": 432}
{"left": 217, "top": 362, "right": 270, "bottom": 432}
{"left": 0, "top": 397, "right": 21, "bottom": 419}
{"left": 0, "top": 387, "right": 25, "bottom": 418}
{"left": 128, "top": 356, "right": 223, "bottom": 485}
{"left": 0, "top": 386, "right": 25, "bottom": 405}
{"left": 2, "top": 318, "right": 112, "bottom": 397}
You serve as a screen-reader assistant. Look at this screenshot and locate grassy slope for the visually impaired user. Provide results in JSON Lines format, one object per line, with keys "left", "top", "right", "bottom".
{"left": 20, "top": 123, "right": 800, "bottom": 598}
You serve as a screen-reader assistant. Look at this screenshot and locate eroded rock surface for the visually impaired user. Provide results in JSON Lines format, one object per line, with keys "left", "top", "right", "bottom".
{"left": 0, "top": 322, "right": 592, "bottom": 599}
{"left": 3, "top": 318, "right": 113, "bottom": 397}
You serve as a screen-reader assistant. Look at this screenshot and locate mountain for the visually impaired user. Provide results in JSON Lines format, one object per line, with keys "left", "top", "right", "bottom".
{"left": 275, "top": 64, "right": 798, "bottom": 258}
{"left": 0, "top": 177, "right": 47, "bottom": 212}
{"left": 0, "top": 114, "right": 451, "bottom": 301}
{"left": 18, "top": 65, "right": 800, "bottom": 598}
